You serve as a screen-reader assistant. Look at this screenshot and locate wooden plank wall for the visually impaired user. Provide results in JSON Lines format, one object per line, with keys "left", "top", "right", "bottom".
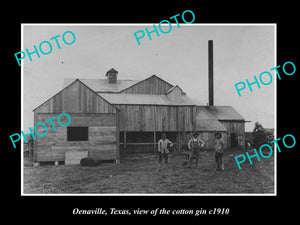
{"left": 116, "top": 105, "right": 195, "bottom": 132}
{"left": 34, "top": 113, "right": 118, "bottom": 162}
{"left": 65, "top": 151, "right": 88, "bottom": 165}
{"left": 120, "top": 76, "right": 173, "bottom": 95}
{"left": 220, "top": 121, "right": 245, "bottom": 149}
{"left": 34, "top": 80, "right": 117, "bottom": 114}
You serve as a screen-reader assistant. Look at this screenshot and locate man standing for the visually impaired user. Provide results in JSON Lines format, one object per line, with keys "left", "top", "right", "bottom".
{"left": 187, "top": 132, "right": 205, "bottom": 168}
{"left": 157, "top": 133, "right": 173, "bottom": 171}
{"left": 214, "top": 132, "right": 225, "bottom": 171}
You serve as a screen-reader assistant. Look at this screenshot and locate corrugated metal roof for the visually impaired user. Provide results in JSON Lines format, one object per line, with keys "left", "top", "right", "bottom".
{"left": 100, "top": 93, "right": 196, "bottom": 106}
{"left": 63, "top": 78, "right": 140, "bottom": 93}
{"left": 195, "top": 106, "right": 227, "bottom": 132}
{"left": 205, "top": 106, "right": 245, "bottom": 121}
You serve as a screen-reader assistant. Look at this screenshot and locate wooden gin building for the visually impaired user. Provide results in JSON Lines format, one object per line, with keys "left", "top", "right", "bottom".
{"left": 33, "top": 68, "right": 245, "bottom": 163}
{"left": 33, "top": 41, "right": 246, "bottom": 163}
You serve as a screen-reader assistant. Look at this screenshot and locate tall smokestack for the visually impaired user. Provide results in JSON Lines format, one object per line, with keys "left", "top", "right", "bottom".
{"left": 208, "top": 40, "right": 214, "bottom": 106}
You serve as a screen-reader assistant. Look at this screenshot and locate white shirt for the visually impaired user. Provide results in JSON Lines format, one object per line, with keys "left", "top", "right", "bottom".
{"left": 158, "top": 139, "right": 173, "bottom": 154}
{"left": 188, "top": 137, "right": 205, "bottom": 149}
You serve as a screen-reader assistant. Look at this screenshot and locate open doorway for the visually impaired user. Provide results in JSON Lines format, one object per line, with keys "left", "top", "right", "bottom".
{"left": 231, "top": 133, "right": 238, "bottom": 148}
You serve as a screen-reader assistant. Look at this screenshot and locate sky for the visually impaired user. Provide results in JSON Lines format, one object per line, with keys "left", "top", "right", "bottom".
{"left": 22, "top": 24, "right": 275, "bottom": 132}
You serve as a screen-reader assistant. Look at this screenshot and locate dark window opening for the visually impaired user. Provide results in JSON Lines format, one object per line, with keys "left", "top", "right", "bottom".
{"left": 67, "top": 127, "right": 88, "bottom": 141}
{"left": 124, "top": 132, "right": 154, "bottom": 143}
{"left": 156, "top": 132, "right": 177, "bottom": 143}
{"left": 119, "top": 131, "right": 177, "bottom": 144}
{"left": 120, "top": 131, "right": 124, "bottom": 143}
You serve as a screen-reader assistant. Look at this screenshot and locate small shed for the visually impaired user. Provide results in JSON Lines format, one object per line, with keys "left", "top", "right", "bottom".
{"left": 206, "top": 106, "right": 246, "bottom": 149}
{"left": 194, "top": 106, "right": 228, "bottom": 149}
{"left": 33, "top": 79, "right": 120, "bottom": 163}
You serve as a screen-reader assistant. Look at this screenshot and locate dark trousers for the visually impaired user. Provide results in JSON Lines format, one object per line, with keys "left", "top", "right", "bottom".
{"left": 158, "top": 153, "right": 168, "bottom": 164}
{"left": 188, "top": 147, "right": 200, "bottom": 166}
{"left": 215, "top": 152, "right": 224, "bottom": 170}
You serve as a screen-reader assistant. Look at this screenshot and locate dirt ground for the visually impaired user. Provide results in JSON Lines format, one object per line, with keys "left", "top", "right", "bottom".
{"left": 23, "top": 149, "right": 274, "bottom": 194}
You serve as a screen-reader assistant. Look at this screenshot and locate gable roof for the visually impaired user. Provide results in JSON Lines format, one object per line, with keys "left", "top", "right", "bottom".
{"left": 34, "top": 79, "right": 119, "bottom": 113}
{"left": 165, "top": 85, "right": 183, "bottom": 95}
{"left": 100, "top": 93, "right": 195, "bottom": 106}
{"left": 63, "top": 78, "right": 139, "bottom": 93}
{"left": 105, "top": 68, "right": 118, "bottom": 76}
{"left": 63, "top": 74, "right": 175, "bottom": 95}
{"left": 205, "top": 106, "right": 245, "bottom": 121}
{"left": 195, "top": 106, "right": 227, "bottom": 132}
{"left": 119, "top": 75, "right": 174, "bottom": 93}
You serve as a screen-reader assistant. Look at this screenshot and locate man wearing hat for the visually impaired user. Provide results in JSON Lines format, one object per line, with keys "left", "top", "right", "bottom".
{"left": 187, "top": 132, "right": 205, "bottom": 168}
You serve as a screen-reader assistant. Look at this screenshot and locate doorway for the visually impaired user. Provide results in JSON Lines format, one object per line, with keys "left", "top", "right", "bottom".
{"left": 231, "top": 133, "right": 238, "bottom": 148}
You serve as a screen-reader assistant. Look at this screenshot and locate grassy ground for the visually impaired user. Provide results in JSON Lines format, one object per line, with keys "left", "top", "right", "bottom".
{"left": 23, "top": 148, "right": 274, "bottom": 194}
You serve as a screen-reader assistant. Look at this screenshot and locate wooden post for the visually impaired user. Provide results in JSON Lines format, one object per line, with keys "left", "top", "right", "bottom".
{"left": 124, "top": 131, "right": 127, "bottom": 153}
{"left": 29, "top": 142, "right": 33, "bottom": 164}
{"left": 116, "top": 112, "right": 120, "bottom": 162}
{"left": 177, "top": 131, "right": 181, "bottom": 152}
{"left": 154, "top": 131, "right": 156, "bottom": 153}
{"left": 33, "top": 112, "right": 37, "bottom": 163}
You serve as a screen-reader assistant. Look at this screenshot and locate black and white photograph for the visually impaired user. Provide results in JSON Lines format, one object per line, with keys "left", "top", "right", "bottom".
{"left": 4, "top": 4, "right": 299, "bottom": 223}
{"left": 21, "top": 24, "right": 276, "bottom": 195}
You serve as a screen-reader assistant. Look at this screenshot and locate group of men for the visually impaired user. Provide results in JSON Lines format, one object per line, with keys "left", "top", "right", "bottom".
{"left": 157, "top": 132, "right": 225, "bottom": 171}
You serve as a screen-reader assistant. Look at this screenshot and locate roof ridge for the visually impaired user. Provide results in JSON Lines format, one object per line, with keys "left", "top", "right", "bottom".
{"left": 205, "top": 105, "right": 245, "bottom": 121}
{"left": 64, "top": 78, "right": 140, "bottom": 81}
{"left": 33, "top": 79, "right": 120, "bottom": 112}
{"left": 165, "top": 85, "right": 183, "bottom": 94}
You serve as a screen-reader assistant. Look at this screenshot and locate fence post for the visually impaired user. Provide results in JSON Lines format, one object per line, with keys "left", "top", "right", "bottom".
{"left": 154, "top": 131, "right": 156, "bottom": 153}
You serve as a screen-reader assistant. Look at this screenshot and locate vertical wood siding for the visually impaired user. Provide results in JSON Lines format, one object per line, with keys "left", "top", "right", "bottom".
{"left": 116, "top": 105, "right": 195, "bottom": 132}
{"left": 220, "top": 121, "right": 245, "bottom": 149}
{"left": 120, "top": 75, "right": 173, "bottom": 95}
{"left": 34, "top": 80, "right": 117, "bottom": 114}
